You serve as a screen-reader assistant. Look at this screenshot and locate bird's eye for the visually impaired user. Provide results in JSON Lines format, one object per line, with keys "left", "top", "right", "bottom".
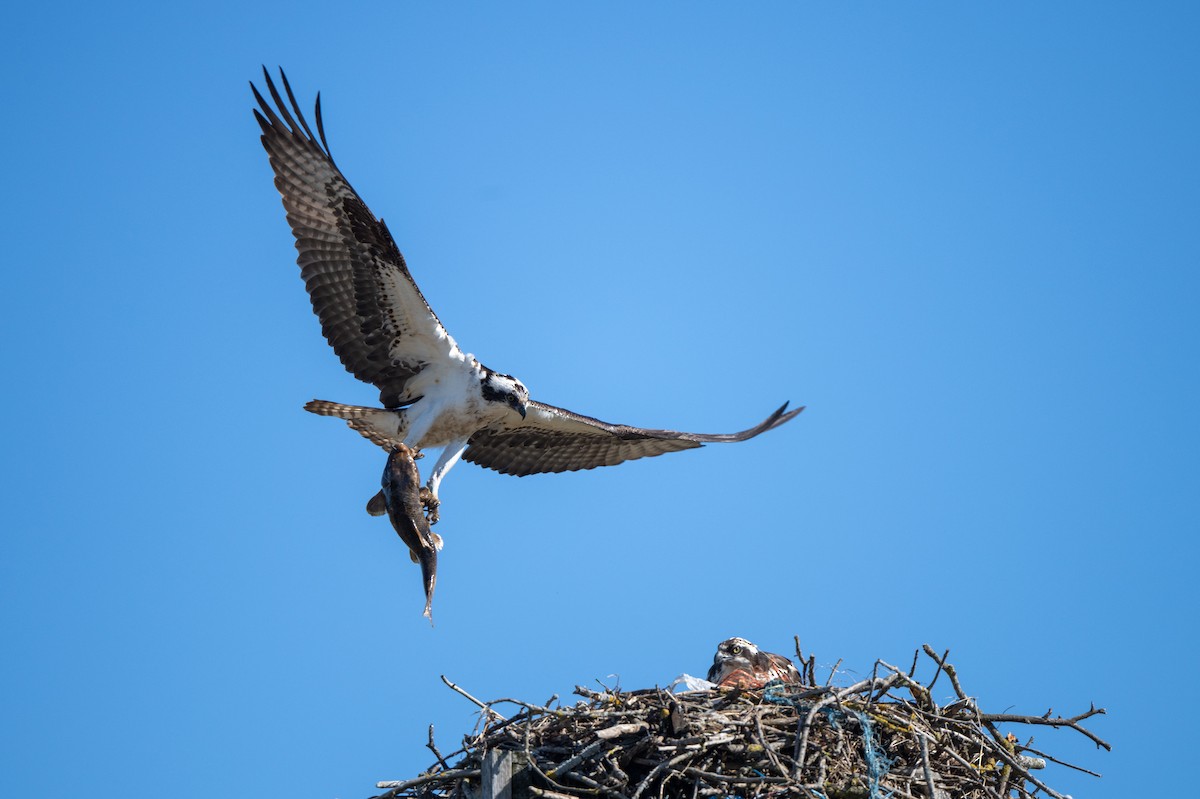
{"left": 732, "top": 645, "right": 743, "bottom": 655}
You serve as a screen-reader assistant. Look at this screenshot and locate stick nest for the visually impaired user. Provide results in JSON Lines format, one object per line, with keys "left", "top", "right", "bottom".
{"left": 374, "top": 644, "right": 1108, "bottom": 799}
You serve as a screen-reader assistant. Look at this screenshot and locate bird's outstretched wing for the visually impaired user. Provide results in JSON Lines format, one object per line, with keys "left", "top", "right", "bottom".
{"left": 252, "top": 68, "right": 461, "bottom": 408}
{"left": 462, "top": 401, "right": 804, "bottom": 476}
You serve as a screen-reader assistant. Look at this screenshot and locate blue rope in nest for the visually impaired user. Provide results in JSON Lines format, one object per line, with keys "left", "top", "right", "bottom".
{"left": 762, "top": 682, "right": 895, "bottom": 799}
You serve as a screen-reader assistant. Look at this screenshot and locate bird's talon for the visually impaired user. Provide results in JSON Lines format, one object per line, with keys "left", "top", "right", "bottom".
{"left": 419, "top": 487, "right": 441, "bottom": 524}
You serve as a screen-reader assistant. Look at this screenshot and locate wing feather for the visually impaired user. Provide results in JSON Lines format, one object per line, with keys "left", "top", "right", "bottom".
{"left": 463, "top": 401, "right": 804, "bottom": 476}
{"left": 253, "top": 68, "right": 459, "bottom": 407}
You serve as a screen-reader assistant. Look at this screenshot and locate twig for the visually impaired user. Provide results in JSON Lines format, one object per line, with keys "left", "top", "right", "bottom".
{"left": 442, "top": 674, "right": 508, "bottom": 721}
{"left": 825, "top": 658, "right": 843, "bottom": 686}
{"left": 1019, "top": 742, "right": 1104, "bottom": 777}
{"left": 979, "top": 706, "right": 1110, "bottom": 751}
{"left": 922, "top": 646, "right": 968, "bottom": 703}
{"left": 753, "top": 711, "right": 788, "bottom": 779}
{"left": 566, "top": 770, "right": 631, "bottom": 799}
{"left": 549, "top": 740, "right": 607, "bottom": 780}
{"left": 918, "top": 733, "right": 937, "bottom": 799}
{"left": 375, "top": 768, "right": 480, "bottom": 797}
{"left": 529, "top": 788, "right": 582, "bottom": 799}
{"left": 921, "top": 643, "right": 950, "bottom": 691}
{"left": 428, "top": 724, "right": 450, "bottom": 770}
{"left": 682, "top": 768, "right": 789, "bottom": 785}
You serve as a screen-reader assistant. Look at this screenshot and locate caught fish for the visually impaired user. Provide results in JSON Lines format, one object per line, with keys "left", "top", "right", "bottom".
{"left": 367, "top": 444, "right": 443, "bottom": 621}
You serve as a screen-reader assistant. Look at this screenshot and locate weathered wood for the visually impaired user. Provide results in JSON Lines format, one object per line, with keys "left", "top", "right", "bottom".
{"left": 481, "top": 749, "right": 512, "bottom": 799}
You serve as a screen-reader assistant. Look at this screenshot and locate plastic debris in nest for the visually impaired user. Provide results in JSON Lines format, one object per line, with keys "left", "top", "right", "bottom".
{"left": 374, "top": 644, "right": 1109, "bottom": 799}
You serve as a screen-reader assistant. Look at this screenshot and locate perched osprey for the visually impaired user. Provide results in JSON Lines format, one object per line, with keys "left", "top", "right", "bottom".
{"left": 252, "top": 69, "right": 803, "bottom": 522}
{"left": 707, "top": 637, "right": 803, "bottom": 689}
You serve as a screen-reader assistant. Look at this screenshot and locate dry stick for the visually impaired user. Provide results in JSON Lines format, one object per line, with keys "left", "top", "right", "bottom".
{"left": 918, "top": 733, "right": 938, "bottom": 799}
{"left": 921, "top": 646, "right": 969, "bottom": 703}
{"left": 524, "top": 745, "right": 598, "bottom": 799}
{"left": 565, "top": 770, "right": 631, "bottom": 799}
{"left": 681, "top": 767, "right": 789, "bottom": 786}
{"left": 877, "top": 659, "right": 935, "bottom": 710}
{"left": 995, "top": 750, "right": 1013, "bottom": 799}
{"left": 1018, "top": 743, "right": 1103, "bottom": 777}
{"left": 631, "top": 750, "right": 697, "bottom": 799}
{"left": 443, "top": 674, "right": 509, "bottom": 721}
{"left": 753, "top": 711, "right": 789, "bottom": 779}
{"left": 974, "top": 703, "right": 1108, "bottom": 793}
{"left": 530, "top": 789, "right": 582, "bottom": 799}
{"left": 944, "top": 726, "right": 1050, "bottom": 799}
{"left": 979, "top": 707, "right": 1111, "bottom": 751}
{"left": 936, "top": 745, "right": 1005, "bottom": 799}
{"left": 825, "top": 658, "right": 843, "bottom": 686}
{"left": 989, "top": 743, "right": 1070, "bottom": 799}
{"left": 428, "top": 724, "right": 451, "bottom": 771}
{"left": 794, "top": 635, "right": 818, "bottom": 685}
{"left": 490, "top": 697, "right": 559, "bottom": 716}
{"left": 519, "top": 709, "right": 587, "bottom": 799}
{"left": 549, "top": 740, "right": 607, "bottom": 780}
{"left": 376, "top": 768, "right": 481, "bottom": 796}
{"left": 868, "top": 659, "right": 895, "bottom": 705}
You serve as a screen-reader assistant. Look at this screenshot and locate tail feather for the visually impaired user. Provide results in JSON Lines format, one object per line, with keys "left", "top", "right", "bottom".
{"left": 304, "top": 399, "right": 406, "bottom": 451}
{"left": 305, "top": 399, "right": 381, "bottom": 419}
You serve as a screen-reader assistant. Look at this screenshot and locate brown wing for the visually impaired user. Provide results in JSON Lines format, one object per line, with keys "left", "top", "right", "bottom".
{"left": 764, "top": 652, "right": 803, "bottom": 683}
{"left": 462, "top": 400, "right": 803, "bottom": 477}
{"left": 252, "top": 68, "right": 462, "bottom": 408}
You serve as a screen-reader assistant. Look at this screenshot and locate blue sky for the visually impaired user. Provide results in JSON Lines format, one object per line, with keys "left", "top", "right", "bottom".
{"left": 3, "top": 3, "right": 1196, "bottom": 797}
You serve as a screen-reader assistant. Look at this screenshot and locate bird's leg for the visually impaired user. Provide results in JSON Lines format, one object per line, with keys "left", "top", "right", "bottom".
{"left": 421, "top": 439, "right": 470, "bottom": 525}
{"left": 418, "top": 486, "right": 440, "bottom": 525}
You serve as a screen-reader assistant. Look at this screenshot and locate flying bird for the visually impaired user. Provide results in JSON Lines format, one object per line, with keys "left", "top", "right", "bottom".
{"left": 707, "top": 637, "right": 803, "bottom": 689}
{"left": 252, "top": 68, "right": 803, "bottom": 522}
{"left": 369, "top": 444, "right": 441, "bottom": 621}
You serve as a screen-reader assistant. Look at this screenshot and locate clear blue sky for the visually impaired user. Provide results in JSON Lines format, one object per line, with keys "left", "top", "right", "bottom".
{"left": 2, "top": 3, "right": 1196, "bottom": 797}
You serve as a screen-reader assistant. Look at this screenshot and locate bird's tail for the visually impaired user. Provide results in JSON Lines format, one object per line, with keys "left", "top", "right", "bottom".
{"left": 305, "top": 399, "right": 383, "bottom": 419}
{"left": 304, "top": 399, "right": 406, "bottom": 452}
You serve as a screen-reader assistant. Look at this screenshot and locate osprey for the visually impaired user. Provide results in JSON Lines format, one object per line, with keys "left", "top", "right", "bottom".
{"left": 707, "top": 637, "right": 803, "bottom": 689}
{"left": 252, "top": 68, "right": 803, "bottom": 522}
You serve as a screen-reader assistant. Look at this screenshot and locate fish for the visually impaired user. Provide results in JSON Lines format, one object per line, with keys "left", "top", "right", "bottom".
{"left": 367, "top": 444, "right": 443, "bottom": 622}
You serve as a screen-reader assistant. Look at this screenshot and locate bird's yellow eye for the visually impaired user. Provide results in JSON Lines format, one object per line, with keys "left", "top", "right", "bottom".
{"left": 732, "top": 645, "right": 743, "bottom": 655}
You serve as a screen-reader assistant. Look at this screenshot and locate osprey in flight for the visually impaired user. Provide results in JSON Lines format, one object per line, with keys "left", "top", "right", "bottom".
{"left": 252, "top": 68, "right": 803, "bottom": 522}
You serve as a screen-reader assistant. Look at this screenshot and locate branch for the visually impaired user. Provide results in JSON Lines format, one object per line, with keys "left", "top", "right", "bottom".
{"left": 442, "top": 674, "right": 507, "bottom": 721}
{"left": 980, "top": 705, "right": 1111, "bottom": 751}
{"left": 375, "top": 768, "right": 480, "bottom": 798}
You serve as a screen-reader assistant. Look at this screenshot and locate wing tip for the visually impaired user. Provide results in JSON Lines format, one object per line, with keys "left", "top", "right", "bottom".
{"left": 771, "top": 401, "right": 806, "bottom": 427}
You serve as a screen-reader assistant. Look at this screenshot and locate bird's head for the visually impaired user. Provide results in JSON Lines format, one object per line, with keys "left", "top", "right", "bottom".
{"left": 709, "top": 637, "right": 760, "bottom": 676}
{"left": 480, "top": 371, "right": 529, "bottom": 419}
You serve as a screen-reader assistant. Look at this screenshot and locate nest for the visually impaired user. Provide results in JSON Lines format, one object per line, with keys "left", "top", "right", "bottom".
{"left": 374, "top": 645, "right": 1108, "bottom": 799}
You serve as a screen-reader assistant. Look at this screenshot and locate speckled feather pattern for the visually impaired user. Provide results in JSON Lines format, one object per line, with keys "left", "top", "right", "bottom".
{"left": 254, "top": 68, "right": 804, "bottom": 485}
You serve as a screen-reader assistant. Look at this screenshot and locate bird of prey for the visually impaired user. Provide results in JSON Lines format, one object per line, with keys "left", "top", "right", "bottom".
{"left": 252, "top": 68, "right": 803, "bottom": 523}
{"left": 371, "top": 444, "right": 441, "bottom": 621}
{"left": 707, "top": 637, "right": 802, "bottom": 689}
